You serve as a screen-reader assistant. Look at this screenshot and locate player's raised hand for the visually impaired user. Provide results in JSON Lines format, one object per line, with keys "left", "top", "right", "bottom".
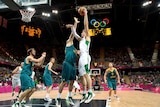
{"left": 74, "top": 17, "right": 80, "bottom": 23}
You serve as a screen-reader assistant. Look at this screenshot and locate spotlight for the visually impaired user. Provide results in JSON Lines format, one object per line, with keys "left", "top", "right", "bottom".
{"left": 26, "top": 7, "right": 35, "bottom": 12}
{"left": 142, "top": 1, "right": 152, "bottom": 7}
{"left": 52, "top": 10, "right": 58, "bottom": 14}
{"left": 158, "top": 3, "right": 160, "bottom": 7}
{"left": 42, "top": 12, "right": 50, "bottom": 17}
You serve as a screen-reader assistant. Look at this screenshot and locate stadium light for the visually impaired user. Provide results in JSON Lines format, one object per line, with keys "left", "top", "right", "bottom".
{"left": 42, "top": 12, "right": 50, "bottom": 17}
{"left": 52, "top": 10, "right": 58, "bottom": 14}
{"left": 26, "top": 7, "right": 35, "bottom": 12}
{"left": 142, "top": 1, "right": 152, "bottom": 7}
{"left": 158, "top": 3, "right": 160, "bottom": 7}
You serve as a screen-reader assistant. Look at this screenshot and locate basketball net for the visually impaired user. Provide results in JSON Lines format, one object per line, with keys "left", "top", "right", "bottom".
{"left": 19, "top": 9, "right": 36, "bottom": 23}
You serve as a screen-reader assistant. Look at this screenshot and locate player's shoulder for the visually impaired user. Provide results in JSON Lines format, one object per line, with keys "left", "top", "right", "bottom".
{"left": 106, "top": 68, "right": 110, "bottom": 71}
{"left": 18, "top": 66, "right": 21, "bottom": 68}
{"left": 113, "top": 67, "right": 117, "bottom": 70}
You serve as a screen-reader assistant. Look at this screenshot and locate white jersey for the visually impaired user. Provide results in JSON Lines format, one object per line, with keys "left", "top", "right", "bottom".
{"left": 79, "top": 37, "right": 90, "bottom": 56}
{"left": 78, "top": 37, "right": 91, "bottom": 76}
{"left": 12, "top": 66, "right": 22, "bottom": 80}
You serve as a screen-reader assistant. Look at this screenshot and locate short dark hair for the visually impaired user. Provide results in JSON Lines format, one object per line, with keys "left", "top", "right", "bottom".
{"left": 27, "top": 48, "right": 34, "bottom": 55}
{"left": 50, "top": 57, "right": 55, "bottom": 61}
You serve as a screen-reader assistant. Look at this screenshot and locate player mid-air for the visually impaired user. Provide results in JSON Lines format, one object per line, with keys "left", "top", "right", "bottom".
{"left": 69, "top": 7, "right": 95, "bottom": 103}
{"left": 55, "top": 17, "right": 80, "bottom": 106}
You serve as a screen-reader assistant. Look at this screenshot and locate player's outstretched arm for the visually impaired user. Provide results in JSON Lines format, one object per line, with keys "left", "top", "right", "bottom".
{"left": 28, "top": 52, "right": 46, "bottom": 65}
{"left": 115, "top": 68, "right": 120, "bottom": 84}
{"left": 83, "top": 8, "right": 89, "bottom": 37}
{"left": 104, "top": 69, "right": 108, "bottom": 83}
{"left": 48, "top": 62, "right": 58, "bottom": 75}
{"left": 69, "top": 17, "right": 80, "bottom": 41}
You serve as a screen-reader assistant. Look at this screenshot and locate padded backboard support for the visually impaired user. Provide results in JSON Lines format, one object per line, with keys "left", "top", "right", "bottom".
{"left": 1, "top": 0, "right": 21, "bottom": 11}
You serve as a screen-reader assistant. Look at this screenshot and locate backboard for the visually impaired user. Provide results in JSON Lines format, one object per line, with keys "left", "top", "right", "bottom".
{"left": 0, "top": 0, "right": 8, "bottom": 9}
{"left": 14, "top": 0, "right": 48, "bottom": 6}
{"left": 0, "top": 0, "right": 48, "bottom": 10}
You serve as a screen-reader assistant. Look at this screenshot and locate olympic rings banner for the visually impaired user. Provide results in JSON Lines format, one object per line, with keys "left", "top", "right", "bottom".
{"left": 90, "top": 18, "right": 110, "bottom": 28}
{"left": 89, "top": 17, "right": 111, "bottom": 36}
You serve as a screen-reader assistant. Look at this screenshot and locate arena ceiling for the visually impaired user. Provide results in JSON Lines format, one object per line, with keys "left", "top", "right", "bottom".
{"left": 0, "top": 0, "right": 160, "bottom": 47}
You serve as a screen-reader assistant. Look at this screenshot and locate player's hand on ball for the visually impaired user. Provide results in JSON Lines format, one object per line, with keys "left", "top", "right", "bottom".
{"left": 78, "top": 7, "right": 87, "bottom": 16}
{"left": 83, "top": 7, "right": 87, "bottom": 14}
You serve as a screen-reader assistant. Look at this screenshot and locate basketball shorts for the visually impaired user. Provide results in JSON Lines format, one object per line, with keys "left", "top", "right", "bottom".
{"left": 43, "top": 73, "right": 53, "bottom": 87}
{"left": 20, "top": 73, "right": 35, "bottom": 91}
{"left": 107, "top": 80, "right": 117, "bottom": 90}
{"left": 12, "top": 79, "right": 21, "bottom": 88}
{"left": 62, "top": 61, "right": 76, "bottom": 81}
{"left": 78, "top": 54, "right": 91, "bottom": 76}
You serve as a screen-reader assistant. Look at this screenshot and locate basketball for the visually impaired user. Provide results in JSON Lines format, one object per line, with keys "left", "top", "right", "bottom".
{"left": 78, "top": 7, "right": 86, "bottom": 16}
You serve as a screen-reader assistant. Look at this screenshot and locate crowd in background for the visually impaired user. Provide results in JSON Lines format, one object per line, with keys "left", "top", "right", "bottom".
{"left": 1, "top": 42, "right": 160, "bottom": 67}
{"left": 0, "top": 42, "right": 160, "bottom": 92}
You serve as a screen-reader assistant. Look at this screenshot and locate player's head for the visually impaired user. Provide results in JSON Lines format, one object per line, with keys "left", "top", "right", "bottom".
{"left": 50, "top": 57, "right": 55, "bottom": 63}
{"left": 81, "top": 29, "right": 86, "bottom": 37}
{"left": 27, "top": 48, "right": 36, "bottom": 56}
{"left": 20, "top": 62, "right": 24, "bottom": 67}
{"left": 109, "top": 62, "right": 113, "bottom": 68}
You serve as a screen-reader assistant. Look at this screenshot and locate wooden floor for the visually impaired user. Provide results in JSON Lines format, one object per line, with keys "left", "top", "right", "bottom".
{"left": 0, "top": 90, "right": 160, "bottom": 107}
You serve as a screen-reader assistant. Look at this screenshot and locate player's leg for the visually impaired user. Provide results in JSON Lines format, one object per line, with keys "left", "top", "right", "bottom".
{"left": 23, "top": 88, "right": 36, "bottom": 102}
{"left": 17, "top": 87, "right": 21, "bottom": 98}
{"left": 108, "top": 81, "right": 113, "bottom": 102}
{"left": 78, "top": 85, "right": 81, "bottom": 93}
{"left": 56, "top": 62, "right": 69, "bottom": 106}
{"left": 55, "top": 81, "right": 66, "bottom": 106}
{"left": 44, "top": 86, "right": 52, "bottom": 101}
{"left": 67, "top": 63, "right": 77, "bottom": 105}
{"left": 113, "top": 81, "right": 119, "bottom": 101}
{"left": 17, "top": 79, "right": 21, "bottom": 99}
{"left": 43, "top": 74, "right": 53, "bottom": 101}
{"left": 84, "top": 73, "right": 95, "bottom": 103}
{"left": 74, "top": 88, "right": 77, "bottom": 95}
{"left": 13, "top": 88, "right": 32, "bottom": 107}
{"left": 12, "top": 79, "right": 16, "bottom": 97}
{"left": 67, "top": 80, "right": 75, "bottom": 105}
{"left": 84, "top": 56, "right": 95, "bottom": 103}
{"left": 79, "top": 71, "right": 87, "bottom": 103}
{"left": 24, "top": 78, "right": 36, "bottom": 101}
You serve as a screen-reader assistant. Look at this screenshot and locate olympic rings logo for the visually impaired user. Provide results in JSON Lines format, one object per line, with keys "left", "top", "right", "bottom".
{"left": 90, "top": 18, "right": 109, "bottom": 28}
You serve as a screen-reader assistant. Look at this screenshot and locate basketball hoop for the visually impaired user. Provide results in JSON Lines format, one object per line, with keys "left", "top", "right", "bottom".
{"left": 19, "top": 9, "right": 36, "bottom": 23}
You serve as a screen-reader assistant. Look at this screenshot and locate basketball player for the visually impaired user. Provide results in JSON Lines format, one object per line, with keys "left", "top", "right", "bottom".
{"left": 13, "top": 48, "right": 46, "bottom": 106}
{"left": 70, "top": 7, "right": 95, "bottom": 103}
{"left": 11, "top": 62, "right": 24, "bottom": 99}
{"left": 104, "top": 62, "right": 120, "bottom": 102}
{"left": 43, "top": 57, "right": 58, "bottom": 102}
{"left": 55, "top": 17, "right": 80, "bottom": 106}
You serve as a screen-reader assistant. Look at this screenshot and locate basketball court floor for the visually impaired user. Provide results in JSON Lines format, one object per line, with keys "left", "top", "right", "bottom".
{"left": 0, "top": 90, "right": 160, "bottom": 107}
